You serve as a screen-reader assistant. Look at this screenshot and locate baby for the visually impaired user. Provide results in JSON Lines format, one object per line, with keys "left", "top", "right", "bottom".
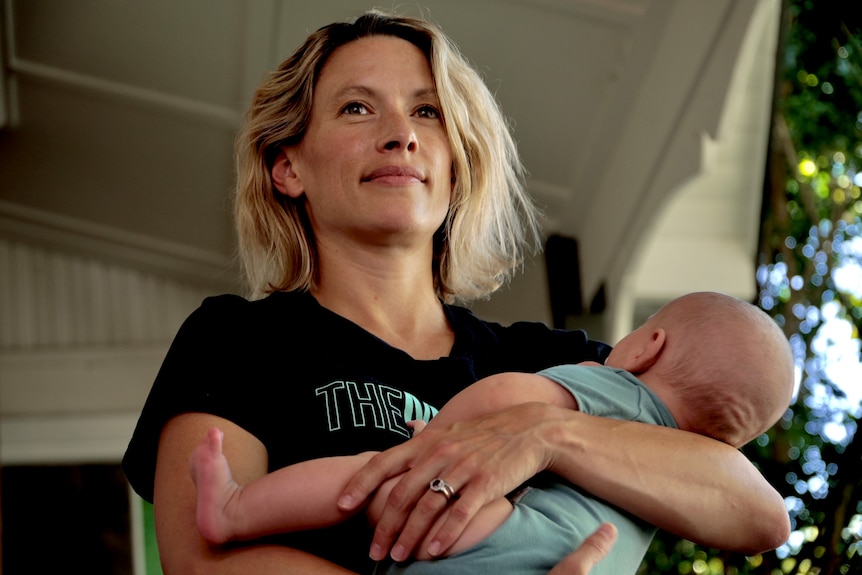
{"left": 189, "top": 291, "right": 795, "bottom": 574}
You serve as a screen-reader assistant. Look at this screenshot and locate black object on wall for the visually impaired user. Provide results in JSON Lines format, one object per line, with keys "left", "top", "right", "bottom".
{"left": 545, "top": 234, "right": 583, "bottom": 329}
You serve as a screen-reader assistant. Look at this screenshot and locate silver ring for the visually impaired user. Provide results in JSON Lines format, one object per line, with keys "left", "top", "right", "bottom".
{"left": 429, "top": 478, "right": 457, "bottom": 501}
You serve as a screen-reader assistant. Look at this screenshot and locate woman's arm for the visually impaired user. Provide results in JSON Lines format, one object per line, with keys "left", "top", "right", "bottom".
{"left": 339, "top": 403, "right": 789, "bottom": 562}
{"left": 154, "top": 412, "right": 357, "bottom": 575}
{"left": 159, "top": 411, "right": 618, "bottom": 575}
{"left": 543, "top": 408, "right": 790, "bottom": 550}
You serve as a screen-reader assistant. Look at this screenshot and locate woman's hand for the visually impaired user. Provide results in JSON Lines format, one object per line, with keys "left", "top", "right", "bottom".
{"left": 338, "top": 402, "right": 559, "bottom": 561}
{"left": 548, "top": 523, "right": 618, "bottom": 575}
{"left": 340, "top": 403, "right": 790, "bottom": 563}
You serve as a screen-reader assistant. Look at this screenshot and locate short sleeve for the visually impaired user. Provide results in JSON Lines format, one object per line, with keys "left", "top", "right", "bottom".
{"left": 122, "top": 294, "right": 248, "bottom": 502}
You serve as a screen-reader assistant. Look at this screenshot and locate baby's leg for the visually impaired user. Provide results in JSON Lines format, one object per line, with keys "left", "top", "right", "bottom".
{"left": 427, "top": 371, "right": 578, "bottom": 432}
{"left": 188, "top": 427, "right": 243, "bottom": 544}
{"left": 191, "top": 428, "right": 379, "bottom": 544}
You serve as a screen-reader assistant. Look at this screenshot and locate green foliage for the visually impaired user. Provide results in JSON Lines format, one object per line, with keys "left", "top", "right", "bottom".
{"left": 639, "top": 1, "right": 862, "bottom": 573}
{"left": 782, "top": 1, "right": 862, "bottom": 155}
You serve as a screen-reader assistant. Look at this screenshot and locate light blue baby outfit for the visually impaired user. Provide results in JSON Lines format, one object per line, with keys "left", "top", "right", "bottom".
{"left": 382, "top": 365, "right": 678, "bottom": 575}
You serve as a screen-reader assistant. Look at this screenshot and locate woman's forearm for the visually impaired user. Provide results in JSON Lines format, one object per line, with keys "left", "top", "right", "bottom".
{"left": 157, "top": 539, "right": 359, "bottom": 575}
{"left": 155, "top": 413, "right": 359, "bottom": 575}
{"left": 545, "top": 407, "right": 790, "bottom": 553}
{"left": 339, "top": 400, "right": 789, "bottom": 562}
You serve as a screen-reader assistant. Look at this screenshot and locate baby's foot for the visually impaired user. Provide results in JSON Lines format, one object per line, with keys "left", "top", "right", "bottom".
{"left": 407, "top": 419, "right": 427, "bottom": 435}
{"left": 189, "top": 427, "right": 242, "bottom": 544}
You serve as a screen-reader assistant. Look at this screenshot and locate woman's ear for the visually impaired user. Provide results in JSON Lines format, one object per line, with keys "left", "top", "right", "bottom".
{"left": 272, "top": 149, "right": 304, "bottom": 199}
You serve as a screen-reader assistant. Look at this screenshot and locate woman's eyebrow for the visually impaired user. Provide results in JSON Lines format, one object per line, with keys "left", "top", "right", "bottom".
{"left": 413, "top": 88, "right": 440, "bottom": 102}
{"left": 331, "top": 85, "right": 376, "bottom": 101}
{"left": 330, "top": 85, "right": 439, "bottom": 102}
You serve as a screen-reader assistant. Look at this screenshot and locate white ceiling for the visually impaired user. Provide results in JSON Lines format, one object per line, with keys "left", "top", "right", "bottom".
{"left": 0, "top": 0, "right": 780, "bottom": 337}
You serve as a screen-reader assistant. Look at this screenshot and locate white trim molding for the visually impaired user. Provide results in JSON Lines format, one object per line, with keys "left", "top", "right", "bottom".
{"left": 0, "top": 200, "right": 240, "bottom": 293}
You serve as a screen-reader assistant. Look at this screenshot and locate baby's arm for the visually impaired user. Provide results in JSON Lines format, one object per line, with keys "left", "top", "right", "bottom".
{"left": 189, "top": 427, "right": 376, "bottom": 544}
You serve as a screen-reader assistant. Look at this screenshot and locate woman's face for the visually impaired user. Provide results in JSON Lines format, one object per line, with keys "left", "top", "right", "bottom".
{"left": 279, "top": 35, "right": 453, "bottom": 252}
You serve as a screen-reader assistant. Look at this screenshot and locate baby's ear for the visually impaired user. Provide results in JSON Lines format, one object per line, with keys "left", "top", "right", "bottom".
{"left": 627, "top": 328, "right": 666, "bottom": 373}
{"left": 272, "top": 149, "right": 304, "bottom": 198}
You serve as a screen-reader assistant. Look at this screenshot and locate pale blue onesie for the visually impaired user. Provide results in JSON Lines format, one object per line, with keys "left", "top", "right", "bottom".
{"left": 381, "top": 364, "right": 678, "bottom": 575}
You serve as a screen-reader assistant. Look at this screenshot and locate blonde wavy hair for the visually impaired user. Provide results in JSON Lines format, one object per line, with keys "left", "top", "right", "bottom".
{"left": 235, "top": 9, "right": 541, "bottom": 302}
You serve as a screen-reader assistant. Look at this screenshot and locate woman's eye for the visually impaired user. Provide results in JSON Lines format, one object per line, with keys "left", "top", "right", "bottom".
{"left": 417, "top": 105, "right": 441, "bottom": 119}
{"left": 342, "top": 102, "right": 368, "bottom": 115}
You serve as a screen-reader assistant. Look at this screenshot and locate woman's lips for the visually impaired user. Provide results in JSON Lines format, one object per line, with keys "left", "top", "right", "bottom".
{"left": 363, "top": 166, "right": 425, "bottom": 185}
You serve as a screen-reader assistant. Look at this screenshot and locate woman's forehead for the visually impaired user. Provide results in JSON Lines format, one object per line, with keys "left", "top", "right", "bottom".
{"left": 317, "top": 36, "right": 433, "bottom": 91}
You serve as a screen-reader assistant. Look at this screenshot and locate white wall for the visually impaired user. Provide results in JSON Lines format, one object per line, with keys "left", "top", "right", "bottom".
{"left": 0, "top": 239, "right": 214, "bottom": 464}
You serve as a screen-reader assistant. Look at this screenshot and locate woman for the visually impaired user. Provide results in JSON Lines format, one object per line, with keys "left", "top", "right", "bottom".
{"left": 123, "top": 9, "right": 789, "bottom": 574}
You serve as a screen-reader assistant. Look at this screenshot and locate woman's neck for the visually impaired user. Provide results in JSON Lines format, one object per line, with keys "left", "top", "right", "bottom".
{"left": 312, "top": 243, "right": 454, "bottom": 360}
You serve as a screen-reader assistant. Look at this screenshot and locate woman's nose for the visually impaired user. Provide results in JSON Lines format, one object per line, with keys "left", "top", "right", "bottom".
{"left": 379, "top": 113, "right": 418, "bottom": 152}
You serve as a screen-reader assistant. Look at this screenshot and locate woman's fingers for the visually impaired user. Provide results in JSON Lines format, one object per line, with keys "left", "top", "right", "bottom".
{"left": 342, "top": 404, "right": 554, "bottom": 561}
{"left": 337, "top": 425, "right": 474, "bottom": 560}
{"left": 359, "top": 429, "right": 459, "bottom": 560}
{"left": 374, "top": 472, "right": 465, "bottom": 561}
{"left": 337, "top": 433, "right": 440, "bottom": 560}
{"left": 336, "top": 444, "right": 409, "bottom": 513}
{"left": 395, "top": 405, "right": 550, "bottom": 559}
{"left": 400, "top": 479, "right": 482, "bottom": 558}
{"left": 548, "top": 523, "right": 618, "bottom": 575}
{"left": 383, "top": 464, "right": 486, "bottom": 561}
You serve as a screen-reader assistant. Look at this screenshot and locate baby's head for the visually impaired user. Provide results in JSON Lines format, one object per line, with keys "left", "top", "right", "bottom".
{"left": 607, "top": 292, "right": 795, "bottom": 447}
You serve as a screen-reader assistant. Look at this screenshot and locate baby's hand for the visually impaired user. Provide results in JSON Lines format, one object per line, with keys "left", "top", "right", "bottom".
{"left": 407, "top": 420, "right": 428, "bottom": 436}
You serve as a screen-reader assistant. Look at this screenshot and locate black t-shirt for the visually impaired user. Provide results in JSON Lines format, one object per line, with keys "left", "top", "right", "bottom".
{"left": 123, "top": 290, "right": 609, "bottom": 573}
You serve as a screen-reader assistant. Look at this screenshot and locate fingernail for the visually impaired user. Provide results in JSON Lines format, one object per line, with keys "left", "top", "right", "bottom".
{"left": 337, "top": 495, "right": 354, "bottom": 509}
{"left": 427, "top": 541, "right": 441, "bottom": 557}
{"left": 370, "top": 544, "right": 385, "bottom": 561}
{"left": 391, "top": 544, "right": 407, "bottom": 562}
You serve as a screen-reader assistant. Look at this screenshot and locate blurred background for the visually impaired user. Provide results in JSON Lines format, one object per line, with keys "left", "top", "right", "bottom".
{"left": 0, "top": 0, "right": 859, "bottom": 573}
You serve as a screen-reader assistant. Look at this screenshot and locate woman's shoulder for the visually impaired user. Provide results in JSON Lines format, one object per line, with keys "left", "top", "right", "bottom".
{"left": 195, "top": 290, "right": 313, "bottom": 312}
{"left": 444, "top": 302, "right": 587, "bottom": 344}
{"left": 445, "top": 303, "right": 611, "bottom": 372}
{"left": 189, "top": 290, "right": 318, "bottom": 323}
{"left": 161, "top": 291, "right": 323, "bottom": 355}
